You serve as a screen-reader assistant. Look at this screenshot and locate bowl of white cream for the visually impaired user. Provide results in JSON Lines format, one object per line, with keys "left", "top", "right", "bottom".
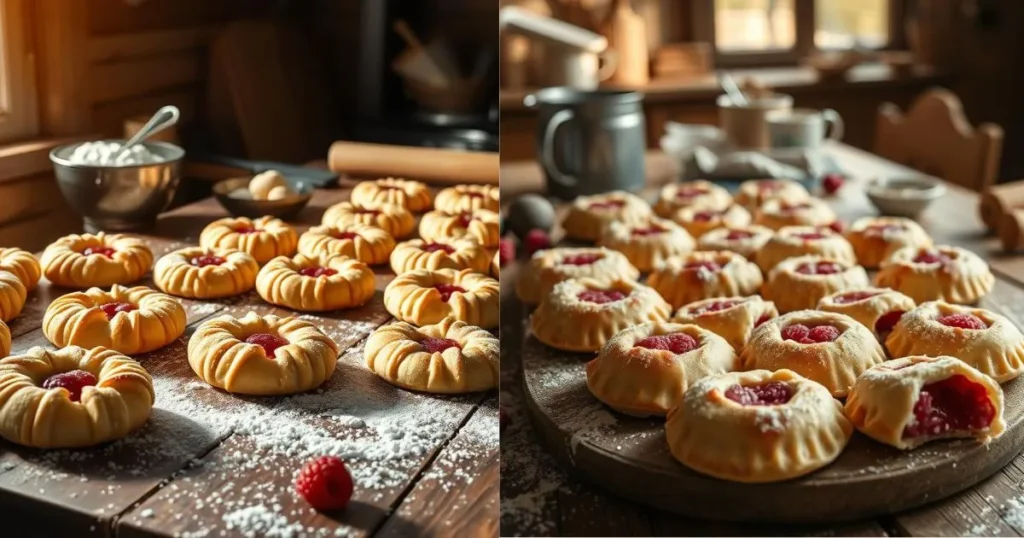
{"left": 50, "top": 139, "right": 184, "bottom": 233}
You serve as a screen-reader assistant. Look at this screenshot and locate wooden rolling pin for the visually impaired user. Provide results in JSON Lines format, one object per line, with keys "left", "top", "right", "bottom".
{"left": 980, "top": 181, "right": 1024, "bottom": 231}
{"left": 1000, "top": 208, "right": 1024, "bottom": 251}
{"left": 328, "top": 141, "right": 498, "bottom": 185}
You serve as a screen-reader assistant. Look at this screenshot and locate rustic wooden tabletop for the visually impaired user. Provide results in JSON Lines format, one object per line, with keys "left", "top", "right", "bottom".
{"left": 0, "top": 189, "right": 499, "bottom": 538}
{"left": 499, "top": 144, "right": 1024, "bottom": 537}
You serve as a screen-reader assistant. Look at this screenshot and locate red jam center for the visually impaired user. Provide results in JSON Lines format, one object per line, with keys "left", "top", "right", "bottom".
{"left": 866, "top": 224, "right": 905, "bottom": 237}
{"left": 781, "top": 323, "right": 840, "bottom": 344}
{"left": 724, "top": 382, "right": 794, "bottom": 406}
{"left": 781, "top": 202, "right": 811, "bottom": 213}
{"left": 937, "top": 313, "right": 988, "bottom": 330}
{"left": 588, "top": 200, "right": 625, "bottom": 210}
{"left": 755, "top": 314, "right": 773, "bottom": 327}
{"left": 631, "top": 225, "right": 665, "bottom": 237}
{"left": 422, "top": 242, "right": 455, "bottom": 254}
{"left": 675, "top": 187, "right": 707, "bottom": 199}
{"left": 725, "top": 230, "right": 753, "bottom": 240}
{"left": 234, "top": 226, "right": 259, "bottom": 234}
{"left": 561, "top": 253, "right": 601, "bottom": 266}
{"left": 456, "top": 213, "right": 473, "bottom": 228}
{"left": 299, "top": 267, "right": 338, "bottom": 278}
{"left": 833, "top": 291, "right": 880, "bottom": 304}
{"left": 100, "top": 302, "right": 137, "bottom": 319}
{"left": 42, "top": 370, "right": 97, "bottom": 402}
{"left": 190, "top": 255, "right": 225, "bottom": 267}
{"left": 246, "top": 333, "right": 289, "bottom": 357}
{"left": 793, "top": 231, "right": 827, "bottom": 240}
{"left": 333, "top": 231, "right": 359, "bottom": 240}
{"left": 435, "top": 284, "right": 466, "bottom": 302}
{"left": 875, "top": 310, "right": 906, "bottom": 334}
{"left": 421, "top": 337, "right": 461, "bottom": 353}
{"left": 577, "top": 290, "right": 627, "bottom": 304}
{"left": 795, "top": 262, "right": 841, "bottom": 275}
{"left": 692, "top": 211, "right": 718, "bottom": 222}
{"left": 465, "top": 192, "right": 484, "bottom": 199}
{"left": 354, "top": 208, "right": 381, "bottom": 216}
{"left": 684, "top": 260, "right": 722, "bottom": 273}
{"left": 83, "top": 246, "right": 116, "bottom": 258}
{"left": 634, "top": 333, "right": 699, "bottom": 354}
{"left": 913, "top": 250, "right": 952, "bottom": 265}
{"left": 903, "top": 375, "right": 995, "bottom": 438}
{"left": 689, "top": 299, "right": 743, "bottom": 315}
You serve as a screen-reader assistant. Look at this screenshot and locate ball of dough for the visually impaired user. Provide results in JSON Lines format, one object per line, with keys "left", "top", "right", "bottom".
{"left": 267, "top": 185, "right": 292, "bottom": 200}
{"left": 249, "top": 170, "right": 288, "bottom": 200}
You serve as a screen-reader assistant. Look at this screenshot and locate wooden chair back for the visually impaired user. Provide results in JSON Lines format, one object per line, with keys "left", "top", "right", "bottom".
{"left": 874, "top": 87, "right": 1003, "bottom": 192}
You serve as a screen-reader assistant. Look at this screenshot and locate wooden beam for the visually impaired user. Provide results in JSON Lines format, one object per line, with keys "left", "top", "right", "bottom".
{"left": 33, "top": 0, "right": 90, "bottom": 136}
{"left": 88, "top": 52, "right": 202, "bottom": 105}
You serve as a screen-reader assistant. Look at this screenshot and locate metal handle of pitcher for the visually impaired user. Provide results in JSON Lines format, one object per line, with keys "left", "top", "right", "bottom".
{"left": 541, "top": 109, "right": 577, "bottom": 187}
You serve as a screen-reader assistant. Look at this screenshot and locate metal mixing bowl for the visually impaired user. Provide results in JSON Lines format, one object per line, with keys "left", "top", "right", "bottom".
{"left": 50, "top": 140, "right": 184, "bottom": 233}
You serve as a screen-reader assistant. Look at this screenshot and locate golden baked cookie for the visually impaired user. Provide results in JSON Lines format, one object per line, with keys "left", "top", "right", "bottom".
{"left": 199, "top": 216, "right": 298, "bottom": 265}
{"left": 755, "top": 225, "right": 856, "bottom": 273}
{"left": 818, "top": 287, "right": 916, "bottom": 340}
{"left": 666, "top": 368, "right": 852, "bottom": 483}
{"left": 0, "top": 319, "right": 9, "bottom": 358}
{"left": 696, "top": 225, "right": 774, "bottom": 260}
{"left": 0, "top": 345, "right": 153, "bottom": 448}
{"left": 885, "top": 301, "right": 1024, "bottom": 382}
{"left": 419, "top": 209, "right": 500, "bottom": 248}
{"left": 845, "top": 355, "right": 1005, "bottom": 450}
{"left": 40, "top": 232, "right": 153, "bottom": 288}
{"left": 762, "top": 255, "right": 869, "bottom": 313}
{"left": 384, "top": 268, "right": 498, "bottom": 328}
{"left": 530, "top": 277, "right": 671, "bottom": 352}
{"left": 562, "top": 191, "right": 652, "bottom": 242}
{"left": 647, "top": 250, "right": 763, "bottom": 310}
{"left": 741, "top": 310, "right": 887, "bottom": 397}
{"left": 297, "top": 223, "right": 396, "bottom": 265}
{"left": 846, "top": 216, "right": 933, "bottom": 268}
{"left": 754, "top": 198, "right": 838, "bottom": 230}
{"left": 653, "top": 180, "right": 732, "bottom": 217}
{"left": 671, "top": 204, "right": 752, "bottom": 238}
{"left": 434, "top": 184, "right": 499, "bottom": 213}
{"left": 875, "top": 245, "right": 993, "bottom": 304}
{"left": 154, "top": 247, "right": 259, "bottom": 299}
{"left": 364, "top": 317, "right": 498, "bottom": 393}
{"left": 321, "top": 201, "right": 416, "bottom": 239}
{"left": 733, "top": 179, "right": 811, "bottom": 211}
{"left": 0, "top": 271, "right": 26, "bottom": 323}
{"left": 390, "top": 238, "right": 490, "bottom": 274}
{"left": 43, "top": 284, "right": 187, "bottom": 355}
{"left": 188, "top": 312, "right": 339, "bottom": 395}
{"left": 351, "top": 177, "right": 432, "bottom": 212}
{"left": 586, "top": 322, "right": 736, "bottom": 416}
{"left": 0, "top": 248, "right": 41, "bottom": 290}
{"left": 597, "top": 216, "right": 695, "bottom": 272}
{"left": 256, "top": 253, "right": 376, "bottom": 312}
{"left": 516, "top": 247, "right": 639, "bottom": 306}
{"left": 672, "top": 296, "right": 779, "bottom": 351}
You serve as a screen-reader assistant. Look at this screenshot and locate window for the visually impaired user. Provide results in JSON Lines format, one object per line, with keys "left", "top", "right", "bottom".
{"left": 815, "top": 0, "right": 889, "bottom": 49}
{"left": 714, "top": 0, "right": 797, "bottom": 52}
{"left": 0, "top": 0, "right": 39, "bottom": 144}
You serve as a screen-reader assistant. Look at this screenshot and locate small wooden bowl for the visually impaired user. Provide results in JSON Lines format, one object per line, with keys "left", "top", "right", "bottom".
{"left": 213, "top": 177, "right": 313, "bottom": 221}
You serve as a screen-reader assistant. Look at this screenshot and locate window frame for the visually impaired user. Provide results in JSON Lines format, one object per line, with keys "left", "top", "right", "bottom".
{"left": 0, "top": 0, "right": 40, "bottom": 145}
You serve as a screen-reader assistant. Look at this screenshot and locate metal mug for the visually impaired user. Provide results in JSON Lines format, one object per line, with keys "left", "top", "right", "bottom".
{"left": 524, "top": 87, "right": 646, "bottom": 200}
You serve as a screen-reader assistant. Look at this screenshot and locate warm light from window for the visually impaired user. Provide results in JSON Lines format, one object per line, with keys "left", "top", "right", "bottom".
{"left": 714, "top": 0, "right": 796, "bottom": 51}
{"left": 815, "top": 0, "right": 889, "bottom": 49}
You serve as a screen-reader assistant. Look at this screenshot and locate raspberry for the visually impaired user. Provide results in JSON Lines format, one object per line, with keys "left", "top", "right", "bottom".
{"left": 456, "top": 213, "right": 473, "bottom": 228}
{"left": 299, "top": 267, "right": 338, "bottom": 278}
{"left": 684, "top": 261, "right": 721, "bottom": 272}
{"left": 524, "top": 229, "right": 551, "bottom": 256}
{"left": 99, "top": 302, "right": 137, "bottom": 320}
{"left": 421, "top": 337, "right": 461, "bottom": 353}
{"left": 781, "top": 324, "right": 811, "bottom": 342}
{"left": 725, "top": 230, "right": 753, "bottom": 240}
{"left": 333, "top": 231, "right": 359, "bottom": 240}
{"left": 561, "top": 253, "right": 601, "bottom": 266}
{"left": 190, "top": 255, "right": 225, "bottom": 267}
{"left": 724, "top": 382, "right": 793, "bottom": 406}
{"left": 246, "top": 333, "right": 289, "bottom": 357}
{"left": 914, "top": 250, "right": 952, "bottom": 265}
{"left": 903, "top": 375, "right": 995, "bottom": 439}
{"left": 422, "top": 242, "right": 455, "bottom": 254}
{"left": 434, "top": 284, "right": 466, "bottom": 302}
{"left": 634, "top": 333, "right": 699, "bottom": 354}
{"left": 795, "top": 262, "right": 841, "bottom": 275}
{"left": 42, "top": 370, "right": 97, "bottom": 402}
{"left": 833, "top": 291, "right": 878, "bottom": 304}
{"left": 937, "top": 313, "right": 987, "bottom": 330}
{"left": 826, "top": 221, "right": 845, "bottom": 234}
{"left": 630, "top": 225, "right": 665, "bottom": 237}
{"left": 689, "top": 299, "right": 742, "bottom": 315}
{"left": 692, "top": 211, "right": 717, "bottom": 222}
{"left": 875, "top": 310, "right": 905, "bottom": 334}
{"left": 295, "top": 456, "right": 354, "bottom": 511}
{"left": 822, "top": 174, "right": 845, "bottom": 195}
{"left": 588, "top": 200, "right": 625, "bottom": 210}
{"left": 577, "top": 290, "right": 627, "bottom": 304}
{"left": 82, "top": 246, "right": 116, "bottom": 258}
{"left": 234, "top": 226, "right": 259, "bottom": 234}
{"left": 808, "top": 325, "right": 840, "bottom": 342}
{"left": 499, "top": 239, "right": 515, "bottom": 266}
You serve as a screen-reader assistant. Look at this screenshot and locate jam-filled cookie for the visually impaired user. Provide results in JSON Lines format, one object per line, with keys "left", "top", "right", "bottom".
{"left": 384, "top": 268, "right": 499, "bottom": 328}
{"left": 154, "top": 247, "right": 259, "bottom": 299}
{"left": 754, "top": 198, "right": 838, "bottom": 230}
{"left": 351, "top": 177, "right": 432, "bottom": 212}
{"left": 756, "top": 225, "right": 856, "bottom": 273}
{"left": 256, "top": 253, "right": 376, "bottom": 312}
{"left": 597, "top": 216, "right": 695, "bottom": 272}
{"left": 365, "top": 317, "right": 499, "bottom": 393}
{"left": 818, "top": 287, "right": 916, "bottom": 340}
{"left": 531, "top": 278, "right": 671, "bottom": 352}
{"left": 846, "top": 216, "right": 933, "bottom": 268}
{"left": 762, "top": 255, "right": 869, "bottom": 313}
{"left": 321, "top": 201, "right": 416, "bottom": 239}
{"left": 653, "top": 180, "right": 732, "bottom": 217}
{"left": 671, "top": 204, "right": 752, "bottom": 239}
{"left": 188, "top": 312, "right": 339, "bottom": 395}
{"left": 647, "top": 250, "right": 763, "bottom": 310}
{"left": 741, "top": 310, "right": 887, "bottom": 397}
{"left": 665, "top": 369, "right": 851, "bottom": 483}
{"left": 696, "top": 225, "right": 774, "bottom": 260}
{"left": 586, "top": 322, "right": 737, "bottom": 416}
{"left": 886, "top": 301, "right": 1024, "bottom": 382}
{"left": 515, "top": 247, "right": 639, "bottom": 306}
{"left": 846, "top": 356, "right": 1005, "bottom": 450}
{"left": 419, "top": 209, "right": 500, "bottom": 248}
{"left": 734, "top": 179, "right": 811, "bottom": 211}
{"left": 0, "top": 248, "right": 40, "bottom": 290}
{"left": 41, "top": 232, "right": 153, "bottom": 288}
{"left": 0, "top": 272, "right": 26, "bottom": 323}
{"left": 672, "top": 296, "right": 779, "bottom": 351}
{"left": 43, "top": 284, "right": 187, "bottom": 355}
{"left": 434, "top": 184, "right": 499, "bottom": 213}
{"left": 199, "top": 216, "right": 298, "bottom": 265}
{"left": 297, "top": 223, "right": 396, "bottom": 266}
{"left": 390, "top": 238, "right": 490, "bottom": 275}
{"left": 875, "top": 245, "right": 994, "bottom": 304}
{"left": 562, "top": 191, "right": 652, "bottom": 241}
{"left": 0, "top": 346, "right": 153, "bottom": 448}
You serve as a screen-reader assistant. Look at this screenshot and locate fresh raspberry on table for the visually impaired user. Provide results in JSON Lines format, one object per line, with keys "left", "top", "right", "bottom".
{"left": 524, "top": 229, "right": 551, "bottom": 256}
{"left": 499, "top": 238, "right": 515, "bottom": 266}
{"left": 822, "top": 174, "right": 845, "bottom": 195}
{"left": 295, "top": 456, "right": 354, "bottom": 511}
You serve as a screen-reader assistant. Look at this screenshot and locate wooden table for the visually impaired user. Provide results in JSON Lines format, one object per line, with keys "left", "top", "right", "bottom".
{"left": 500, "top": 144, "right": 1024, "bottom": 537}
{"left": 0, "top": 190, "right": 498, "bottom": 538}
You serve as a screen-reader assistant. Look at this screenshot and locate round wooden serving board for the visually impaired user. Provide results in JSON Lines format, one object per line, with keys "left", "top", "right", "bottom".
{"left": 522, "top": 327, "right": 1024, "bottom": 524}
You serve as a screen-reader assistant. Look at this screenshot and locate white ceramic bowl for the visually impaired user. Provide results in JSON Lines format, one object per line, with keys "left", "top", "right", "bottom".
{"left": 865, "top": 176, "right": 946, "bottom": 218}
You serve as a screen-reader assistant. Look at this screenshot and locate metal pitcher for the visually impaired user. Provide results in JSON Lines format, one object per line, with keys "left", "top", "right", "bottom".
{"left": 524, "top": 87, "right": 646, "bottom": 200}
